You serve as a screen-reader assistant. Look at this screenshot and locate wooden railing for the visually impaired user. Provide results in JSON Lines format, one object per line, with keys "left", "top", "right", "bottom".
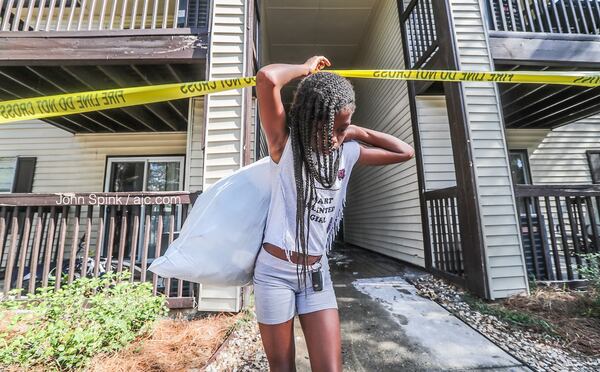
{"left": 0, "top": 0, "right": 209, "bottom": 32}
{"left": 424, "top": 186, "right": 465, "bottom": 283}
{"left": 515, "top": 185, "right": 600, "bottom": 282}
{"left": 400, "top": 0, "right": 439, "bottom": 69}
{"left": 487, "top": 0, "right": 600, "bottom": 35}
{"left": 0, "top": 192, "right": 200, "bottom": 308}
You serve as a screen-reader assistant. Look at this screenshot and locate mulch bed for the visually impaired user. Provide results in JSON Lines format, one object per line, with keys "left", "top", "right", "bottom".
{"left": 89, "top": 312, "right": 241, "bottom": 372}
{"left": 501, "top": 286, "right": 600, "bottom": 357}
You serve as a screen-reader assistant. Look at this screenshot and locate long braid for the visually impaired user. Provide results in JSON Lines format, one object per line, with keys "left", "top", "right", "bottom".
{"left": 287, "top": 72, "right": 356, "bottom": 289}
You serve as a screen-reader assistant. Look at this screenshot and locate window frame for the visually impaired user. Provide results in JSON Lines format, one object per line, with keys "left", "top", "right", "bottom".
{"left": 586, "top": 150, "right": 600, "bottom": 184}
{"left": 509, "top": 149, "right": 533, "bottom": 185}
{"left": 0, "top": 156, "right": 17, "bottom": 194}
{"left": 0, "top": 156, "right": 36, "bottom": 194}
{"left": 102, "top": 155, "right": 186, "bottom": 262}
{"left": 103, "top": 155, "right": 185, "bottom": 193}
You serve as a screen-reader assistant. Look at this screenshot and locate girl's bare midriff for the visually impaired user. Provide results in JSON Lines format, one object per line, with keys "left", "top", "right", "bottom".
{"left": 262, "top": 242, "right": 322, "bottom": 265}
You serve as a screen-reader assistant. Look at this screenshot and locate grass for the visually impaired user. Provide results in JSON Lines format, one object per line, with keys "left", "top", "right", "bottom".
{"left": 462, "top": 293, "right": 557, "bottom": 336}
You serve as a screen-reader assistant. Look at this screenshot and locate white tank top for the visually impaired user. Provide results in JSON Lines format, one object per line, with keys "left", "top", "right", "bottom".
{"left": 262, "top": 135, "right": 361, "bottom": 258}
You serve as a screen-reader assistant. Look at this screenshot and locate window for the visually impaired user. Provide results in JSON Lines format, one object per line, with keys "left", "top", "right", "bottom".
{"left": 105, "top": 156, "right": 184, "bottom": 193}
{"left": 0, "top": 157, "right": 36, "bottom": 193}
{"left": 0, "top": 157, "right": 17, "bottom": 192}
{"left": 587, "top": 151, "right": 600, "bottom": 184}
{"left": 104, "top": 156, "right": 185, "bottom": 261}
{"left": 509, "top": 150, "right": 532, "bottom": 185}
{"left": 509, "top": 150, "right": 532, "bottom": 216}
{"left": 184, "top": 0, "right": 211, "bottom": 28}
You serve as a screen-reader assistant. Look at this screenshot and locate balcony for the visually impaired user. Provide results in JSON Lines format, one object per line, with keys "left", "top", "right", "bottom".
{"left": 482, "top": 1, "right": 600, "bottom": 129}
{"left": 485, "top": 0, "right": 600, "bottom": 67}
{"left": 0, "top": 191, "right": 200, "bottom": 308}
{"left": 0, "top": 0, "right": 209, "bottom": 32}
{"left": 0, "top": 1, "right": 210, "bottom": 132}
{"left": 487, "top": 0, "right": 600, "bottom": 35}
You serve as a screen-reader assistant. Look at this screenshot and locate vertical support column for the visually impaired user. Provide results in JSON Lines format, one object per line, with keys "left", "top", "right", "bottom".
{"left": 398, "top": 0, "right": 489, "bottom": 294}
{"left": 241, "top": 0, "right": 257, "bottom": 309}
{"left": 203, "top": 0, "right": 248, "bottom": 188}
{"left": 439, "top": 0, "right": 528, "bottom": 299}
{"left": 197, "top": 0, "right": 249, "bottom": 312}
{"left": 185, "top": 97, "right": 206, "bottom": 192}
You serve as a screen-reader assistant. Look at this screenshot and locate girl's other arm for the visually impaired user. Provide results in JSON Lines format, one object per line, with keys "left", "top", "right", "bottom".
{"left": 345, "top": 125, "right": 415, "bottom": 166}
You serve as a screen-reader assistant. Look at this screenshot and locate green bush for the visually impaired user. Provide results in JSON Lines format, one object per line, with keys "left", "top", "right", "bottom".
{"left": 0, "top": 271, "right": 168, "bottom": 371}
{"left": 578, "top": 253, "right": 600, "bottom": 317}
{"left": 578, "top": 253, "right": 600, "bottom": 289}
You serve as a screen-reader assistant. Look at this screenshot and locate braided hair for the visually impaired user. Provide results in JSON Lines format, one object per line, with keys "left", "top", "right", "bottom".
{"left": 287, "top": 72, "right": 356, "bottom": 289}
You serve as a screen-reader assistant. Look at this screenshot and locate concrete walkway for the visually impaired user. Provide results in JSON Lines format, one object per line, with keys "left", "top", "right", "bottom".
{"left": 293, "top": 244, "right": 530, "bottom": 371}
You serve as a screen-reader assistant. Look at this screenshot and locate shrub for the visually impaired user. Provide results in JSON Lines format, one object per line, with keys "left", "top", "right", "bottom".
{"left": 0, "top": 271, "right": 168, "bottom": 371}
{"left": 578, "top": 253, "right": 600, "bottom": 290}
{"left": 577, "top": 253, "right": 600, "bottom": 317}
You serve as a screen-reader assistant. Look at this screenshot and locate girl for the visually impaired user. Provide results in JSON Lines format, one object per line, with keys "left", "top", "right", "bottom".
{"left": 254, "top": 56, "right": 415, "bottom": 372}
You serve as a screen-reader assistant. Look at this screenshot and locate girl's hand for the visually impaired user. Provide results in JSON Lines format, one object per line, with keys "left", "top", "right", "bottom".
{"left": 303, "top": 56, "right": 331, "bottom": 74}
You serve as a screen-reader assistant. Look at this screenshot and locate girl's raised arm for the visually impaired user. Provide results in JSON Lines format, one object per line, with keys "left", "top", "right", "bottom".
{"left": 345, "top": 125, "right": 415, "bottom": 166}
{"left": 256, "top": 56, "right": 330, "bottom": 163}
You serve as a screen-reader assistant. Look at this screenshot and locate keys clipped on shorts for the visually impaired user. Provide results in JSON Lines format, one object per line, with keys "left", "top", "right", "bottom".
{"left": 310, "top": 262, "right": 323, "bottom": 292}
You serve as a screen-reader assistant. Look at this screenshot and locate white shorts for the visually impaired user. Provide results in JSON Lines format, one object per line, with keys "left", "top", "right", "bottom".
{"left": 252, "top": 247, "right": 338, "bottom": 325}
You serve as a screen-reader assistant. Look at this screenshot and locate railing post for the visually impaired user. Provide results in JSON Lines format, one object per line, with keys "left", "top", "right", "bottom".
{"left": 397, "top": 0, "right": 434, "bottom": 271}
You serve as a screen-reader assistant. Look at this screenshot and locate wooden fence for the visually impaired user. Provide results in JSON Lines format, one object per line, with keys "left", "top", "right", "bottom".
{"left": 424, "top": 186, "right": 465, "bottom": 284}
{"left": 515, "top": 185, "right": 600, "bottom": 282}
{"left": 0, "top": 192, "right": 200, "bottom": 308}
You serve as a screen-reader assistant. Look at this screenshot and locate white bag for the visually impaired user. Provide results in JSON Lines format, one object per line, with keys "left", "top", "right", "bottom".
{"left": 148, "top": 157, "right": 272, "bottom": 287}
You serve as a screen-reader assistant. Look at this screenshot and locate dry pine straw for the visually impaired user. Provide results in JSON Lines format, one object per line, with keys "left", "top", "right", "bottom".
{"left": 88, "top": 313, "right": 241, "bottom": 372}
{"left": 500, "top": 286, "right": 600, "bottom": 357}
{"left": 0, "top": 311, "right": 241, "bottom": 372}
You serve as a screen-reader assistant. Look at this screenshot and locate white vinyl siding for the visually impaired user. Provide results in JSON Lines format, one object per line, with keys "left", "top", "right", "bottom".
{"left": 203, "top": 0, "right": 247, "bottom": 188}
{"left": 450, "top": 0, "right": 528, "bottom": 298}
{"left": 0, "top": 121, "right": 188, "bottom": 271}
{"left": 198, "top": 0, "right": 248, "bottom": 312}
{"left": 505, "top": 128, "right": 550, "bottom": 156}
{"left": 507, "top": 115, "right": 600, "bottom": 185}
{"left": 0, "top": 122, "right": 186, "bottom": 193}
{"left": 416, "top": 96, "right": 456, "bottom": 191}
{"left": 186, "top": 97, "right": 206, "bottom": 192}
{"left": 344, "top": 0, "right": 424, "bottom": 267}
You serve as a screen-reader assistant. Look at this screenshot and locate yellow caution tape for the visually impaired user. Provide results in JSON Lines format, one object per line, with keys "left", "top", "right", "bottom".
{"left": 1, "top": 70, "right": 599, "bottom": 124}
{"left": 0, "top": 78, "right": 257, "bottom": 124}
{"left": 330, "top": 70, "right": 600, "bottom": 86}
